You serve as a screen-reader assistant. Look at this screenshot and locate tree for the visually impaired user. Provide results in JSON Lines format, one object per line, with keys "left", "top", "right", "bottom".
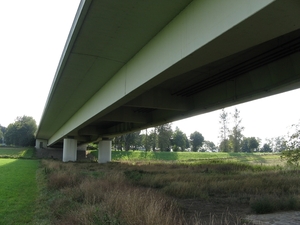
{"left": 113, "top": 135, "right": 124, "bottom": 150}
{"left": 157, "top": 123, "right": 173, "bottom": 151}
{"left": 281, "top": 121, "right": 300, "bottom": 166}
{"left": 172, "top": 127, "right": 187, "bottom": 151}
{"left": 260, "top": 143, "right": 272, "bottom": 152}
{"left": 273, "top": 136, "right": 287, "bottom": 152}
{"left": 4, "top": 116, "right": 37, "bottom": 146}
{"left": 148, "top": 128, "right": 158, "bottom": 151}
{"left": 123, "top": 131, "right": 141, "bottom": 151}
{"left": 241, "top": 137, "right": 259, "bottom": 152}
{"left": 219, "top": 109, "right": 230, "bottom": 152}
{"left": 141, "top": 129, "right": 151, "bottom": 151}
{"left": 229, "top": 108, "right": 244, "bottom": 152}
{"left": 199, "top": 140, "right": 216, "bottom": 152}
{"left": 0, "top": 129, "right": 3, "bottom": 143}
{"left": 190, "top": 131, "right": 204, "bottom": 152}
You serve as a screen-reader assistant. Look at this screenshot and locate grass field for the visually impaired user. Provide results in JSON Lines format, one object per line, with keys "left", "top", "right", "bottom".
{"left": 0, "top": 147, "right": 35, "bottom": 158}
{"left": 0, "top": 158, "right": 39, "bottom": 225}
{"left": 90, "top": 150, "right": 283, "bottom": 165}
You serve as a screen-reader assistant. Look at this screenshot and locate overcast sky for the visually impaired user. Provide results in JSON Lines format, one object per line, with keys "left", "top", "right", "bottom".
{"left": 1, "top": 1, "right": 299, "bottom": 145}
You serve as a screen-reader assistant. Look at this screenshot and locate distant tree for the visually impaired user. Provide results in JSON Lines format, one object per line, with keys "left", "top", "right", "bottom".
{"left": 0, "top": 125, "right": 5, "bottom": 133}
{"left": 260, "top": 143, "right": 272, "bottom": 152}
{"left": 219, "top": 109, "right": 230, "bottom": 152}
{"left": 123, "top": 131, "right": 141, "bottom": 151}
{"left": 190, "top": 131, "right": 204, "bottom": 152}
{"left": 113, "top": 135, "right": 124, "bottom": 150}
{"left": 4, "top": 116, "right": 37, "bottom": 146}
{"left": 157, "top": 123, "right": 173, "bottom": 151}
{"left": 241, "top": 137, "right": 259, "bottom": 152}
{"left": 0, "top": 125, "right": 6, "bottom": 143}
{"left": 184, "top": 135, "right": 190, "bottom": 149}
{"left": 272, "top": 136, "right": 287, "bottom": 152}
{"left": 0, "top": 129, "right": 3, "bottom": 143}
{"left": 219, "top": 139, "right": 229, "bottom": 152}
{"left": 199, "top": 140, "right": 216, "bottom": 152}
{"left": 141, "top": 129, "right": 151, "bottom": 151}
{"left": 229, "top": 108, "right": 244, "bottom": 152}
{"left": 172, "top": 127, "right": 187, "bottom": 151}
{"left": 281, "top": 121, "right": 300, "bottom": 166}
{"left": 148, "top": 128, "right": 158, "bottom": 151}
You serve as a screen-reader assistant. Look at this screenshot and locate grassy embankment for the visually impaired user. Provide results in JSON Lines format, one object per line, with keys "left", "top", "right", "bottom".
{"left": 35, "top": 150, "right": 300, "bottom": 225}
{"left": 90, "top": 150, "right": 282, "bottom": 165}
{"left": 0, "top": 150, "right": 38, "bottom": 225}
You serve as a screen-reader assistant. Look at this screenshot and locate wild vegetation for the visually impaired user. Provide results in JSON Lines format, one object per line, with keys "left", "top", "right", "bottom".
{"left": 0, "top": 147, "right": 300, "bottom": 224}
{"left": 33, "top": 152, "right": 300, "bottom": 225}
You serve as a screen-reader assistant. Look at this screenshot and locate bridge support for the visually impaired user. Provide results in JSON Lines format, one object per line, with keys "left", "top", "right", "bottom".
{"left": 35, "top": 139, "right": 47, "bottom": 148}
{"left": 98, "top": 140, "right": 111, "bottom": 163}
{"left": 63, "top": 138, "right": 77, "bottom": 162}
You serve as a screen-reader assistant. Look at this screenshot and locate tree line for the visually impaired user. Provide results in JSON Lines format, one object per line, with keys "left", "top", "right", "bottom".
{"left": 0, "top": 116, "right": 37, "bottom": 146}
{"left": 218, "top": 108, "right": 290, "bottom": 153}
{"left": 111, "top": 108, "right": 294, "bottom": 153}
{"left": 112, "top": 123, "right": 207, "bottom": 152}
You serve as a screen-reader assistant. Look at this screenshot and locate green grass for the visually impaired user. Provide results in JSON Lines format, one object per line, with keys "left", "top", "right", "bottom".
{"left": 90, "top": 150, "right": 282, "bottom": 165}
{"left": 0, "top": 147, "right": 35, "bottom": 158}
{"left": 0, "top": 159, "right": 39, "bottom": 225}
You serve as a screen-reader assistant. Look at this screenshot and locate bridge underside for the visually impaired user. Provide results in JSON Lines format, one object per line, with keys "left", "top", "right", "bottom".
{"left": 36, "top": 0, "right": 300, "bottom": 148}
{"left": 72, "top": 29, "right": 300, "bottom": 147}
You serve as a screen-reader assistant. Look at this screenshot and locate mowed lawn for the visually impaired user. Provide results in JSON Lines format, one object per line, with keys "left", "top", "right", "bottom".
{"left": 0, "top": 159, "right": 39, "bottom": 225}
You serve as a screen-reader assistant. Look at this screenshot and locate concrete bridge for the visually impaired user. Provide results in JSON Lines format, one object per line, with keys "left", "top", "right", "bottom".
{"left": 35, "top": 0, "right": 300, "bottom": 162}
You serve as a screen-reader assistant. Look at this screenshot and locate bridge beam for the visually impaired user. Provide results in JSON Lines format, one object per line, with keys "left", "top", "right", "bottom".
{"left": 47, "top": 0, "right": 276, "bottom": 146}
{"left": 124, "top": 89, "right": 192, "bottom": 111}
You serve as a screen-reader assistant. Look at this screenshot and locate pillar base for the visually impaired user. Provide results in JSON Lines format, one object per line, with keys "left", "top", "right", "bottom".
{"left": 35, "top": 139, "right": 47, "bottom": 148}
{"left": 98, "top": 140, "right": 111, "bottom": 163}
{"left": 63, "top": 138, "right": 77, "bottom": 162}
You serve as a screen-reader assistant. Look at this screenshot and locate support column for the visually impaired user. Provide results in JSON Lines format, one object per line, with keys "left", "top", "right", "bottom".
{"left": 35, "top": 139, "right": 47, "bottom": 148}
{"left": 98, "top": 140, "right": 111, "bottom": 163}
{"left": 63, "top": 138, "right": 77, "bottom": 162}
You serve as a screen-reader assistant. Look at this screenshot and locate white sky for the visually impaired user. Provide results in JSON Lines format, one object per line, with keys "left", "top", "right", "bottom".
{"left": 1, "top": 1, "right": 299, "bottom": 144}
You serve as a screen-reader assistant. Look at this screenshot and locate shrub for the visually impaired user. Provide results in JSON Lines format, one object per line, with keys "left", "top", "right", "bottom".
{"left": 250, "top": 196, "right": 275, "bottom": 214}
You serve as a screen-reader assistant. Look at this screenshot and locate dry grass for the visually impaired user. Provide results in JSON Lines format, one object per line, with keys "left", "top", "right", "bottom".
{"left": 36, "top": 159, "right": 300, "bottom": 225}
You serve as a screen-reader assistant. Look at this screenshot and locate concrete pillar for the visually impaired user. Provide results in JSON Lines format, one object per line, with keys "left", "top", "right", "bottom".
{"left": 63, "top": 138, "right": 77, "bottom": 162}
{"left": 35, "top": 139, "right": 47, "bottom": 148}
{"left": 98, "top": 140, "right": 111, "bottom": 163}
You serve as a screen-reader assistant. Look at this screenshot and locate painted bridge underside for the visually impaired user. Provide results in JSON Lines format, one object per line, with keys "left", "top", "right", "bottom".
{"left": 36, "top": 0, "right": 300, "bottom": 147}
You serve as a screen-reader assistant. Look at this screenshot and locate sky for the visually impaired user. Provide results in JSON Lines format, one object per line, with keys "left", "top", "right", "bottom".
{"left": 1, "top": 1, "right": 299, "bottom": 145}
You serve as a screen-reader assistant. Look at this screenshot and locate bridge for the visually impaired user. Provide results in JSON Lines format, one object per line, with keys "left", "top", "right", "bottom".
{"left": 35, "top": 0, "right": 300, "bottom": 162}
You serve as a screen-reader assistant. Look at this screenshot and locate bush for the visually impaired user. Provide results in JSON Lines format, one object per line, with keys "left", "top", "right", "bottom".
{"left": 250, "top": 196, "right": 275, "bottom": 214}
{"left": 281, "top": 149, "right": 300, "bottom": 166}
{"left": 251, "top": 195, "right": 300, "bottom": 214}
